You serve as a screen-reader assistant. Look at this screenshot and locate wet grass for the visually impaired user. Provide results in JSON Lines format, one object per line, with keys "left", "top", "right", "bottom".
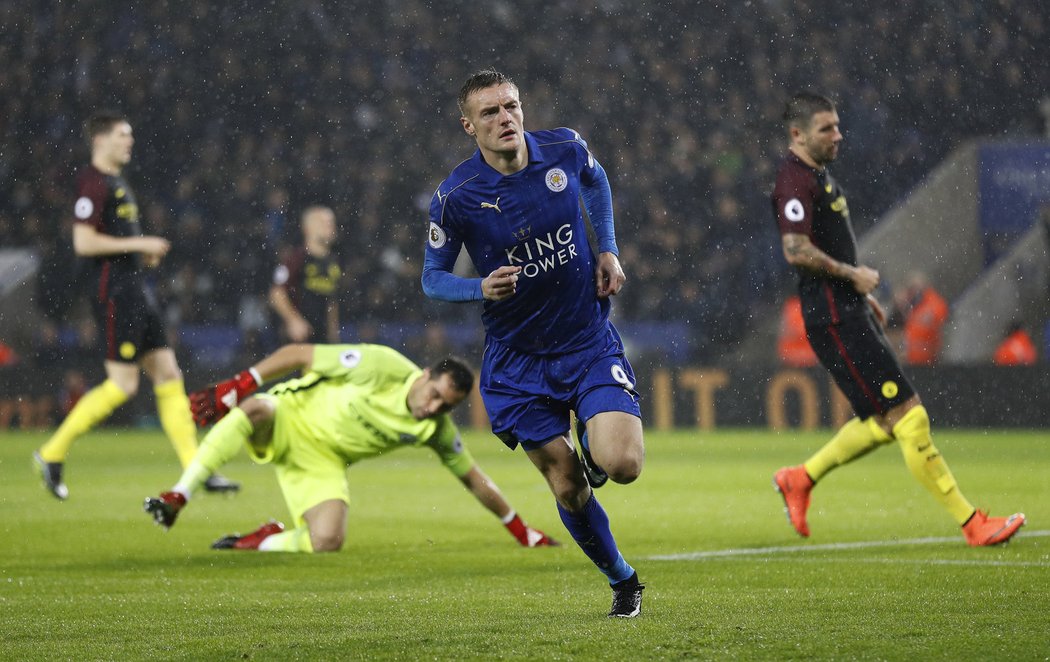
{"left": 1, "top": 427, "right": 1047, "bottom": 660}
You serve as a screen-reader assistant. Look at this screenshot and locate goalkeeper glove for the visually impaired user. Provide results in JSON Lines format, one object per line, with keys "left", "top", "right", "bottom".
{"left": 189, "top": 367, "right": 263, "bottom": 426}
{"left": 504, "top": 511, "right": 558, "bottom": 547}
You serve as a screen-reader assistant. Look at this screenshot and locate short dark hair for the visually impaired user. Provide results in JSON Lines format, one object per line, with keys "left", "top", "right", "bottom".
{"left": 783, "top": 92, "right": 836, "bottom": 130}
{"left": 84, "top": 112, "right": 128, "bottom": 144}
{"left": 430, "top": 357, "right": 474, "bottom": 394}
{"left": 457, "top": 69, "right": 516, "bottom": 116}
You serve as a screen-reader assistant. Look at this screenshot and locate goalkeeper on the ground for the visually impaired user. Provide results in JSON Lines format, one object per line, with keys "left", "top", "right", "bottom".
{"left": 144, "top": 343, "right": 556, "bottom": 552}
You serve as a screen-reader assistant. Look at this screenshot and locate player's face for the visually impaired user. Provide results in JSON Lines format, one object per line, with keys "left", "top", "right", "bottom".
{"left": 797, "top": 110, "right": 841, "bottom": 165}
{"left": 96, "top": 121, "right": 134, "bottom": 167}
{"left": 461, "top": 83, "right": 524, "bottom": 157}
{"left": 304, "top": 209, "right": 337, "bottom": 246}
{"left": 407, "top": 371, "right": 467, "bottom": 420}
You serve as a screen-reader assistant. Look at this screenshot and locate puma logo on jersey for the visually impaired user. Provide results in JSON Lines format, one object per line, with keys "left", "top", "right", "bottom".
{"left": 480, "top": 197, "right": 502, "bottom": 213}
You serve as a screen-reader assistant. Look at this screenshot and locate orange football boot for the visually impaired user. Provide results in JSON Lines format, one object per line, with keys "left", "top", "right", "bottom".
{"left": 774, "top": 465, "right": 814, "bottom": 537}
{"left": 962, "top": 510, "right": 1026, "bottom": 547}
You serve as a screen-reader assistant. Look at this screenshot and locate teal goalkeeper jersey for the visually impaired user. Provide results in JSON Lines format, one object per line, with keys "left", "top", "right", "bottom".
{"left": 266, "top": 344, "right": 474, "bottom": 477}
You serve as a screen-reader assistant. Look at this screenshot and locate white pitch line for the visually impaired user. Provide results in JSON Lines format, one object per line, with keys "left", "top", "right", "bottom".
{"left": 647, "top": 529, "right": 1050, "bottom": 561}
{"left": 787, "top": 557, "right": 1050, "bottom": 568}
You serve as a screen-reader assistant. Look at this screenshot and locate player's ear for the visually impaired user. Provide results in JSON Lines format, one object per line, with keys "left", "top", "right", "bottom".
{"left": 460, "top": 116, "right": 476, "bottom": 137}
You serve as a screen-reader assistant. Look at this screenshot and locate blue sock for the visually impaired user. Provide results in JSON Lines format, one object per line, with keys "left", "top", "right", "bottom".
{"left": 557, "top": 493, "right": 635, "bottom": 585}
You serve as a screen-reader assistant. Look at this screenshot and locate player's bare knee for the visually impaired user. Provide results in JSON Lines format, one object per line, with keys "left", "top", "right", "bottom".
{"left": 309, "top": 530, "right": 344, "bottom": 552}
{"left": 239, "top": 397, "right": 274, "bottom": 427}
{"left": 607, "top": 453, "right": 644, "bottom": 484}
{"left": 552, "top": 480, "right": 591, "bottom": 512}
{"left": 110, "top": 377, "right": 139, "bottom": 399}
{"left": 594, "top": 436, "right": 644, "bottom": 484}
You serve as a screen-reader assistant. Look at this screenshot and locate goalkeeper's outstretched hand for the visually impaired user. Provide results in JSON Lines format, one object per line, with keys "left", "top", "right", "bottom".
{"left": 189, "top": 369, "right": 262, "bottom": 426}
{"left": 505, "top": 512, "right": 559, "bottom": 547}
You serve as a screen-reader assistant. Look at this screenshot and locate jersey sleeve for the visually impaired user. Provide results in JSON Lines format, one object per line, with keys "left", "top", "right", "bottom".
{"left": 772, "top": 164, "right": 816, "bottom": 237}
{"left": 73, "top": 170, "right": 109, "bottom": 230}
{"left": 308, "top": 343, "right": 416, "bottom": 385}
{"left": 424, "top": 417, "right": 475, "bottom": 478}
{"left": 561, "top": 128, "right": 598, "bottom": 183}
{"left": 560, "top": 128, "right": 618, "bottom": 254}
{"left": 421, "top": 185, "right": 483, "bottom": 302}
{"left": 273, "top": 250, "right": 302, "bottom": 287}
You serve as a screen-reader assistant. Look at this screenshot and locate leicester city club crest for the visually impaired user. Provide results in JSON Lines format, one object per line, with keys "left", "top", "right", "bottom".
{"left": 545, "top": 168, "right": 568, "bottom": 192}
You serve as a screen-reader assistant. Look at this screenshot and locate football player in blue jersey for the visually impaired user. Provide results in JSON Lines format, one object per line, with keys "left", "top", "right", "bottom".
{"left": 422, "top": 69, "right": 645, "bottom": 618}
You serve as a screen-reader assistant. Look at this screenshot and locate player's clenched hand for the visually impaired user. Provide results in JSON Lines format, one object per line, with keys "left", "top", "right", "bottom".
{"left": 482, "top": 265, "right": 521, "bottom": 301}
{"left": 518, "top": 525, "right": 558, "bottom": 547}
{"left": 595, "top": 252, "right": 626, "bottom": 298}
{"left": 286, "top": 316, "right": 313, "bottom": 343}
{"left": 137, "top": 236, "right": 171, "bottom": 261}
{"left": 504, "top": 513, "right": 559, "bottom": 547}
{"left": 849, "top": 264, "right": 880, "bottom": 295}
{"left": 188, "top": 369, "right": 262, "bottom": 426}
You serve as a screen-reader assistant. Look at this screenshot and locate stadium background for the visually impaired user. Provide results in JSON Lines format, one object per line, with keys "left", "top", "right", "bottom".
{"left": 1, "top": 1, "right": 1049, "bottom": 427}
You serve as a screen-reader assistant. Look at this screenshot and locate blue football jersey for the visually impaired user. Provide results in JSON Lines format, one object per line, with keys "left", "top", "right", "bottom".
{"left": 425, "top": 128, "right": 610, "bottom": 355}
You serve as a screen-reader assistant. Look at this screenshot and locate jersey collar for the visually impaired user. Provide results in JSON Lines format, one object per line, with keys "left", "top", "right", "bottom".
{"left": 786, "top": 149, "right": 826, "bottom": 174}
{"left": 471, "top": 131, "right": 546, "bottom": 182}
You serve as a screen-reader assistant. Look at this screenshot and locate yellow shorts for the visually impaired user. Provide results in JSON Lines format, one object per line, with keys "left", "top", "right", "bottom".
{"left": 253, "top": 393, "right": 350, "bottom": 528}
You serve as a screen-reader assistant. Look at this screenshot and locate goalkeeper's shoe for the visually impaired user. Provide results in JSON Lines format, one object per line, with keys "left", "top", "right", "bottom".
{"left": 144, "top": 491, "right": 187, "bottom": 529}
{"left": 211, "top": 520, "right": 284, "bottom": 550}
{"left": 203, "top": 473, "right": 241, "bottom": 494}
{"left": 608, "top": 572, "right": 645, "bottom": 618}
{"left": 33, "top": 452, "right": 68, "bottom": 500}
{"left": 773, "top": 465, "right": 813, "bottom": 538}
{"left": 576, "top": 420, "right": 608, "bottom": 489}
{"left": 962, "top": 510, "right": 1026, "bottom": 547}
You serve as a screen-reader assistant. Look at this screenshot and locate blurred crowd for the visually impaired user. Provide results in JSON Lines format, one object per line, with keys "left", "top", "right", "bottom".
{"left": 3, "top": 0, "right": 1047, "bottom": 364}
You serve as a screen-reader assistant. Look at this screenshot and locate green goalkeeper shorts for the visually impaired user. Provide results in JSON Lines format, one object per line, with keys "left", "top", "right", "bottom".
{"left": 253, "top": 392, "right": 351, "bottom": 528}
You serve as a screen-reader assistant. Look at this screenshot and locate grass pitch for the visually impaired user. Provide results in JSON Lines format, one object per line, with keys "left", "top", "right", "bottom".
{"left": 1, "top": 427, "right": 1047, "bottom": 660}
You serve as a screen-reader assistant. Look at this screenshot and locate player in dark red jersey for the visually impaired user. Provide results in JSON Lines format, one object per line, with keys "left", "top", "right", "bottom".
{"left": 269, "top": 206, "right": 342, "bottom": 343}
{"left": 33, "top": 112, "right": 237, "bottom": 499}
{"left": 770, "top": 92, "right": 1024, "bottom": 547}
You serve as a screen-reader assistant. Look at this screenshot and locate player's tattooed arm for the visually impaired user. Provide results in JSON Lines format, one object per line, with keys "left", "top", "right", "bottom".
{"left": 781, "top": 233, "right": 879, "bottom": 295}
{"left": 782, "top": 233, "right": 842, "bottom": 275}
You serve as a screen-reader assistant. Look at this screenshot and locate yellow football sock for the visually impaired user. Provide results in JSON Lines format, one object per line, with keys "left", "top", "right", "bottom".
{"left": 38, "top": 380, "right": 128, "bottom": 462}
{"left": 154, "top": 379, "right": 199, "bottom": 468}
{"left": 893, "top": 405, "right": 975, "bottom": 525}
{"left": 257, "top": 527, "right": 314, "bottom": 553}
{"left": 173, "top": 407, "right": 252, "bottom": 498}
{"left": 803, "top": 416, "right": 893, "bottom": 482}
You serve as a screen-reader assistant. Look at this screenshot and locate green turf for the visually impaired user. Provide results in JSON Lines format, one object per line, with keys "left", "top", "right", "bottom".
{"left": 1, "top": 428, "right": 1047, "bottom": 660}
